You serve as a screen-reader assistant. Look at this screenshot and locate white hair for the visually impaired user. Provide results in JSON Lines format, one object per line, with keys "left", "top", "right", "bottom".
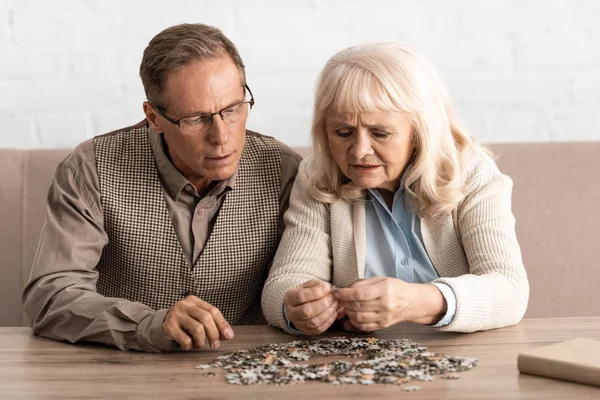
{"left": 308, "top": 41, "right": 485, "bottom": 217}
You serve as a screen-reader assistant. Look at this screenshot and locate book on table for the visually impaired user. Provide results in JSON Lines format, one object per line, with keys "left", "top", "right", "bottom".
{"left": 518, "top": 338, "right": 600, "bottom": 387}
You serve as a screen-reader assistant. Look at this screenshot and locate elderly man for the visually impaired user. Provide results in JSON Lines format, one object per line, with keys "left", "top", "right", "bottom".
{"left": 22, "top": 23, "right": 301, "bottom": 352}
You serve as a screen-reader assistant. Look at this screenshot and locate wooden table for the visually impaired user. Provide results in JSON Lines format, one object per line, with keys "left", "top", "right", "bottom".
{"left": 1, "top": 318, "right": 599, "bottom": 399}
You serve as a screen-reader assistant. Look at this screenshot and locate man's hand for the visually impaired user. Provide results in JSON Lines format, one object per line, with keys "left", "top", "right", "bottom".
{"left": 162, "top": 295, "right": 234, "bottom": 351}
{"left": 333, "top": 277, "right": 447, "bottom": 332}
{"left": 284, "top": 280, "right": 343, "bottom": 335}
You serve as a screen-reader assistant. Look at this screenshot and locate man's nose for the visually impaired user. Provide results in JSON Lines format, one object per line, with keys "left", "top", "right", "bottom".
{"left": 208, "top": 116, "right": 229, "bottom": 145}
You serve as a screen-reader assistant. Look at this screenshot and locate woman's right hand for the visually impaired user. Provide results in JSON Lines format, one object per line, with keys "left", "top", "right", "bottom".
{"left": 283, "top": 280, "right": 343, "bottom": 335}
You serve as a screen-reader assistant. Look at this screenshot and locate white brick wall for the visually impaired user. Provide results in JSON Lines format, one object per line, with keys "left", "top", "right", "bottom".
{"left": 1, "top": 0, "right": 599, "bottom": 149}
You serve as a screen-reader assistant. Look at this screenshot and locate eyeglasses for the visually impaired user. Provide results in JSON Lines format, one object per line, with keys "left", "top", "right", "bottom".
{"left": 150, "top": 85, "right": 254, "bottom": 135}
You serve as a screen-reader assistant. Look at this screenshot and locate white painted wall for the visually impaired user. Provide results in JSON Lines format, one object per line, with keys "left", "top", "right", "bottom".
{"left": 1, "top": 0, "right": 599, "bottom": 148}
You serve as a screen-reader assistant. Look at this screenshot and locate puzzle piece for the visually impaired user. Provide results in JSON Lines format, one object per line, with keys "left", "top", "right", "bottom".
{"left": 195, "top": 336, "right": 477, "bottom": 387}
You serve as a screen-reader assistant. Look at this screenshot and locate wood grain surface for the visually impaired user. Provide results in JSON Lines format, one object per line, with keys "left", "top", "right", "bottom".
{"left": 1, "top": 318, "right": 599, "bottom": 399}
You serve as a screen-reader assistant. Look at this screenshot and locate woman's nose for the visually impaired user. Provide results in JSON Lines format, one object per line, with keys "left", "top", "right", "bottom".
{"left": 350, "top": 134, "right": 374, "bottom": 159}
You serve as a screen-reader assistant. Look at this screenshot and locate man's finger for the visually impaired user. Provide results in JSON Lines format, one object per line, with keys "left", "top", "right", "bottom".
{"left": 180, "top": 316, "right": 206, "bottom": 349}
{"left": 189, "top": 309, "right": 220, "bottom": 349}
{"left": 166, "top": 321, "right": 194, "bottom": 350}
{"left": 195, "top": 301, "right": 234, "bottom": 340}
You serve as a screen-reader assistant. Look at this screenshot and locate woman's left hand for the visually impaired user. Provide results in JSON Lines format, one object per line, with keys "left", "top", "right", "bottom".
{"left": 333, "top": 277, "right": 447, "bottom": 332}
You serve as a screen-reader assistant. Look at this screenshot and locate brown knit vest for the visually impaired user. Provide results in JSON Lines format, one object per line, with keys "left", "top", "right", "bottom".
{"left": 94, "top": 124, "right": 281, "bottom": 324}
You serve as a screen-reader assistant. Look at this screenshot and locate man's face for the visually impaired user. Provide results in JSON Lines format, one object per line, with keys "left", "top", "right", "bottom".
{"left": 146, "top": 55, "right": 247, "bottom": 186}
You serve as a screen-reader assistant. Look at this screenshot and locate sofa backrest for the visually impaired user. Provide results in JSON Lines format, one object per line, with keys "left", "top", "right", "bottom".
{"left": 489, "top": 143, "right": 600, "bottom": 319}
{"left": 1, "top": 143, "right": 598, "bottom": 326}
{"left": 1, "top": 149, "right": 71, "bottom": 326}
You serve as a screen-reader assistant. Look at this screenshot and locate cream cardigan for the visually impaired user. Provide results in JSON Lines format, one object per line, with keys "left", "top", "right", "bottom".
{"left": 262, "top": 150, "right": 529, "bottom": 333}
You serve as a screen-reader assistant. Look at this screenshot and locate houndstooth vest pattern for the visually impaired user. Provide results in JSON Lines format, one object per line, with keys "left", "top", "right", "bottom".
{"left": 94, "top": 125, "right": 281, "bottom": 324}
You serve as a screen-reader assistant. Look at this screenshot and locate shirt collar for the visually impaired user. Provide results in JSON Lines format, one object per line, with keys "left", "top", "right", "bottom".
{"left": 148, "top": 124, "right": 237, "bottom": 201}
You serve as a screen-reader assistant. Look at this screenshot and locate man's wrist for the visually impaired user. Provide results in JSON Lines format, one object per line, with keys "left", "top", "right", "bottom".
{"left": 136, "top": 309, "right": 179, "bottom": 352}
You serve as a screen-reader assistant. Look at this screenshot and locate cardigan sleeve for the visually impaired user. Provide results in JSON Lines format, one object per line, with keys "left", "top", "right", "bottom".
{"left": 261, "top": 158, "right": 333, "bottom": 333}
{"left": 433, "top": 155, "right": 529, "bottom": 332}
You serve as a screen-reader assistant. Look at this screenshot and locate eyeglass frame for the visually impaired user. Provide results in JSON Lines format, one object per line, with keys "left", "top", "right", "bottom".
{"left": 149, "top": 84, "right": 255, "bottom": 129}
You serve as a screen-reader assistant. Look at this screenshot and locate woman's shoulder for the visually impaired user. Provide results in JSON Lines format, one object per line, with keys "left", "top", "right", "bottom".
{"left": 295, "top": 155, "right": 315, "bottom": 188}
{"left": 298, "top": 154, "right": 333, "bottom": 195}
{"left": 461, "top": 145, "right": 508, "bottom": 193}
{"left": 292, "top": 155, "right": 328, "bottom": 203}
{"left": 298, "top": 154, "right": 315, "bottom": 172}
{"left": 296, "top": 155, "right": 351, "bottom": 209}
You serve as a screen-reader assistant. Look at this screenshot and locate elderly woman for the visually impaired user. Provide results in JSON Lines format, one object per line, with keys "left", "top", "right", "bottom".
{"left": 261, "top": 42, "right": 529, "bottom": 335}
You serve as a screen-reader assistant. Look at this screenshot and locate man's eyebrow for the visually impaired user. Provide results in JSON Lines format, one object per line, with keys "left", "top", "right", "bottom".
{"left": 180, "top": 96, "right": 245, "bottom": 119}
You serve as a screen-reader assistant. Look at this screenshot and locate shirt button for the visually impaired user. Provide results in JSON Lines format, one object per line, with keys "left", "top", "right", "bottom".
{"left": 401, "top": 258, "right": 409, "bottom": 266}
{"left": 186, "top": 185, "right": 194, "bottom": 193}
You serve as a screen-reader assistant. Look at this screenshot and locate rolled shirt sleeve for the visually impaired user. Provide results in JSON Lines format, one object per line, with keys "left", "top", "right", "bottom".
{"left": 431, "top": 283, "right": 457, "bottom": 327}
{"left": 22, "top": 140, "right": 177, "bottom": 352}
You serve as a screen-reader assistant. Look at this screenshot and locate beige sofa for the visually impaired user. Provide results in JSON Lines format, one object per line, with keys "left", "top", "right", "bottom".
{"left": 1, "top": 143, "right": 599, "bottom": 327}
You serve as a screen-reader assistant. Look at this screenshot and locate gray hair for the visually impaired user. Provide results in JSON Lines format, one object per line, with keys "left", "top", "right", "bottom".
{"left": 140, "top": 23, "right": 245, "bottom": 109}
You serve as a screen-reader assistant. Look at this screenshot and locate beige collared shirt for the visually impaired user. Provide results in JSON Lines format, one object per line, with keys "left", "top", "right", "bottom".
{"left": 22, "top": 122, "right": 301, "bottom": 352}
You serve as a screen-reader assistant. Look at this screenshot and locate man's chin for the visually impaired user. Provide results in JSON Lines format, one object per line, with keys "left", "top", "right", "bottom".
{"left": 198, "top": 154, "right": 241, "bottom": 180}
{"left": 202, "top": 165, "right": 238, "bottom": 182}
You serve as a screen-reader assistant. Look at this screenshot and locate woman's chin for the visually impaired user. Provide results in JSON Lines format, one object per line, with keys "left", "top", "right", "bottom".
{"left": 351, "top": 178, "right": 382, "bottom": 190}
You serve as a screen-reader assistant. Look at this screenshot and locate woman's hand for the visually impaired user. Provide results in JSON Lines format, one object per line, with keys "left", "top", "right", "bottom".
{"left": 333, "top": 277, "right": 447, "bottom": 332}
{"left": 284, "top": 280, "right": 345, "bottom": 335}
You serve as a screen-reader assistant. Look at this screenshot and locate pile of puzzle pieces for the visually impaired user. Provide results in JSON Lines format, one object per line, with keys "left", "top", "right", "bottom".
{"left": 195, "top": 336, "right": 477, "bottom": 390}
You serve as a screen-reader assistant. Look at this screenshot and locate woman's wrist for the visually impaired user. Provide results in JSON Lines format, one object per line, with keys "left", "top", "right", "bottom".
{"left": 413, "top": 283, "right": 447, "bottom": 325}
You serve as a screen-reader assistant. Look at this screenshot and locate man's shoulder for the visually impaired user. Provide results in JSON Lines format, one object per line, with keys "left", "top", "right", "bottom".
{"left": 58, "top": 120, "right": 150, "bottom": 181}
{"left": 245, "top": 130, "right": 303, "bottom": 167}
{"left": 49, "top": 138, "right": 99, "bottom": 200}
{"left": 61, "top": 138, "right": 95, "bottom": 171}
{"left": 94, "top": 120, "right": 149, "bottom": 141}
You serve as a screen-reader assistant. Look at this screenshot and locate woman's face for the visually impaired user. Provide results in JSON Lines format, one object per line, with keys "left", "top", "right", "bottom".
{"left": 326, "top": 110, "right": 414, "bottom": 192}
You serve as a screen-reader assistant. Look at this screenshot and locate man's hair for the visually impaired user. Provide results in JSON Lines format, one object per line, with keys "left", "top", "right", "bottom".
{"left": 308, "top": 42, "right": 485, "bottom": 217}
{"left": 140, "top": 23, "right": 246, "bottom": 109}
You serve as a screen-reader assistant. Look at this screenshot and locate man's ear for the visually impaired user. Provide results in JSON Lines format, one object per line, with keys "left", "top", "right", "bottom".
{"left": 143, "top": 101, "right": 162, "bottom": 133}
